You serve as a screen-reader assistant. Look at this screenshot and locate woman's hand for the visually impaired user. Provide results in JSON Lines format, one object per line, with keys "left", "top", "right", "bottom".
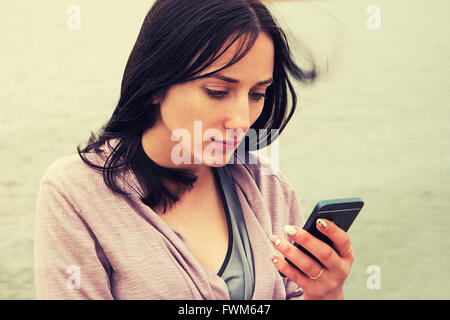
{"left": 269, "top": 219, "right": 354, "bottom": 300}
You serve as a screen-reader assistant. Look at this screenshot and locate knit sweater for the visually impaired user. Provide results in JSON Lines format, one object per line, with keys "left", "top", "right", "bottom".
{"left": 34, "top": 139, "right": 305, "bottom": 299}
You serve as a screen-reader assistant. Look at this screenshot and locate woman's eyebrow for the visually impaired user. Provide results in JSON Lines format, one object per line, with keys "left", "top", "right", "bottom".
{"left": 205, "top": 73, "right": 273, "bottom": 86}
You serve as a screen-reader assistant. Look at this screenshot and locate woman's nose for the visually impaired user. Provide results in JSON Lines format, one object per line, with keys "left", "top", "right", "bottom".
{"left": 223, "top": 95, "right": 251, "bottom": 133}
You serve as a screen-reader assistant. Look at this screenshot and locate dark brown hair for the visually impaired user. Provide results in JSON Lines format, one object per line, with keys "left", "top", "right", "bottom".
{"left": 77, "top": 0, "right": 317, "bottom": 213}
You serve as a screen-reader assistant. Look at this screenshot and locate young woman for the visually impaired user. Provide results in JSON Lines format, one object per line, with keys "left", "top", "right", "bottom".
{"left": 34, "top": 0, "right": 354, "bottom": 300}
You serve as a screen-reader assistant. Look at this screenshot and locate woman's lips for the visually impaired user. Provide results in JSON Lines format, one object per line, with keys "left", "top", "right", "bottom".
{"left": 211, "top": 137, "right": 239, "bottom": 149}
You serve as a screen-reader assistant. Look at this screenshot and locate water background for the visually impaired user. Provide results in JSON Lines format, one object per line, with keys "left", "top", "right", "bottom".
{"left": 1, "top": 0, "right": 449, "bottom": 299}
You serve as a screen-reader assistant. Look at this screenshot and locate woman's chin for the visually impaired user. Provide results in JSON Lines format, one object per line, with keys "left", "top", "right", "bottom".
{"left": 202, "top": 151, "right": 235, "bottom": 167}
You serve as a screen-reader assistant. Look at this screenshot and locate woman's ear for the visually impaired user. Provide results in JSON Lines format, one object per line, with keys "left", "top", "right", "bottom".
{"left": 151, "top": 89, "right": 166, "bottom": 105}
{"left": 152, "top": 94, "right": 161, "bottom": 105}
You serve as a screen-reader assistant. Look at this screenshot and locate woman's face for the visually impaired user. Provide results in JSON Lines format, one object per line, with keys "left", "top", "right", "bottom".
{"left": 154, "top": 32, "right": 274, "bottom": 167}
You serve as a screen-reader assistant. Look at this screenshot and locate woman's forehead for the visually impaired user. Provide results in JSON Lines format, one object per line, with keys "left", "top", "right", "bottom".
{"left": 200, "top": 32, "right": 274, "bottom": 83}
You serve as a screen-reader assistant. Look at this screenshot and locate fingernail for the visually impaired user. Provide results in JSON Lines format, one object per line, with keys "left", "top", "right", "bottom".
{"left": 317, "top": 218, "right": 327, "bottom": 229}
{"left": 284, "top": 225, "right": 297, "bottom": 236}
{"left": 272, "top": 257, "right": 279, "bottom": 264}
{"left": 269, "top": 234, "right": 282, "bottom": 247}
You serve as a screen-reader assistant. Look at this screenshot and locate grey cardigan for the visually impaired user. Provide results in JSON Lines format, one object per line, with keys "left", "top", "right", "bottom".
{"left": 34, "top": 139, "right": 305, "bottom": 299}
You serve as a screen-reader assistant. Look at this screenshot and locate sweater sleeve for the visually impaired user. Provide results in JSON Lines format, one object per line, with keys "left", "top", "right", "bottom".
{"left": 284, "top": 185, "right": 306, "bottom": 300}
{"left": 34, "top": 173, "right": 114, "bottom": 300}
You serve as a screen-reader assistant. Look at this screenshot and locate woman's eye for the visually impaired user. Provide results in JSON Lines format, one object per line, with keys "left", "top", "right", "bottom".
{"left": 205, "top": 89, "right": 228, "bottom": 100}
{"left": 250, "top": 92, "right": 266, "bottom": 102}
{"left": 204, "top": 88, "right": 266, "bottom": 102}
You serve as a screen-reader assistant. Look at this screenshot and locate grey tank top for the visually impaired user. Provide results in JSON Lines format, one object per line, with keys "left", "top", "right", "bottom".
{"left": 212, "top": 165, "right": 255, "bottom": 300}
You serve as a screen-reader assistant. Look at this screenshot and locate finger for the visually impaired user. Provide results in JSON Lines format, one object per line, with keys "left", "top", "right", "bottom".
{"left": 316, "top": 219, "right": 353, "bottom": 260}
{"left": 284, "top": 225, "right": 341, "bottom": 270}
{"left": 269, "top": 234, "right": 323, "bottom": 280}
{"left": 271, "top": 255, "right": 312, "bottom": 288}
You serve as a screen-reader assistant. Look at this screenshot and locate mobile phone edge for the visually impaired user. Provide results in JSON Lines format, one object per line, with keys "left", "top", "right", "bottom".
{"left": 303, "top": 197, "right": 364, "bottom": 232}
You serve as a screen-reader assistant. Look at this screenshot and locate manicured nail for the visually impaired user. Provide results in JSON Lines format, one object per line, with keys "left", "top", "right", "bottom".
{"left": 284, "top": 225, "right": 297, "bottom": 237}
{"left": 272, "top": 257, "right": 279, "bottom": 264}
{"left": 269, "top": 234, "right": 282, "bottom": 247}
{"left": 317, "top": 218, "right": 327, "bottom": 229}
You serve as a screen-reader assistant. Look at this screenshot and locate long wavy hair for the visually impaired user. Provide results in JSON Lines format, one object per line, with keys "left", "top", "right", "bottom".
{"left": 77, "top": 0, "right": 317, "bottom": 213}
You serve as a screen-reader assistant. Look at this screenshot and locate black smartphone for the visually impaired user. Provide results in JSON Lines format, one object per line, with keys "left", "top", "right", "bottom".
{"left": 281, "top": 197, "right": 364, "bottom": 277}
